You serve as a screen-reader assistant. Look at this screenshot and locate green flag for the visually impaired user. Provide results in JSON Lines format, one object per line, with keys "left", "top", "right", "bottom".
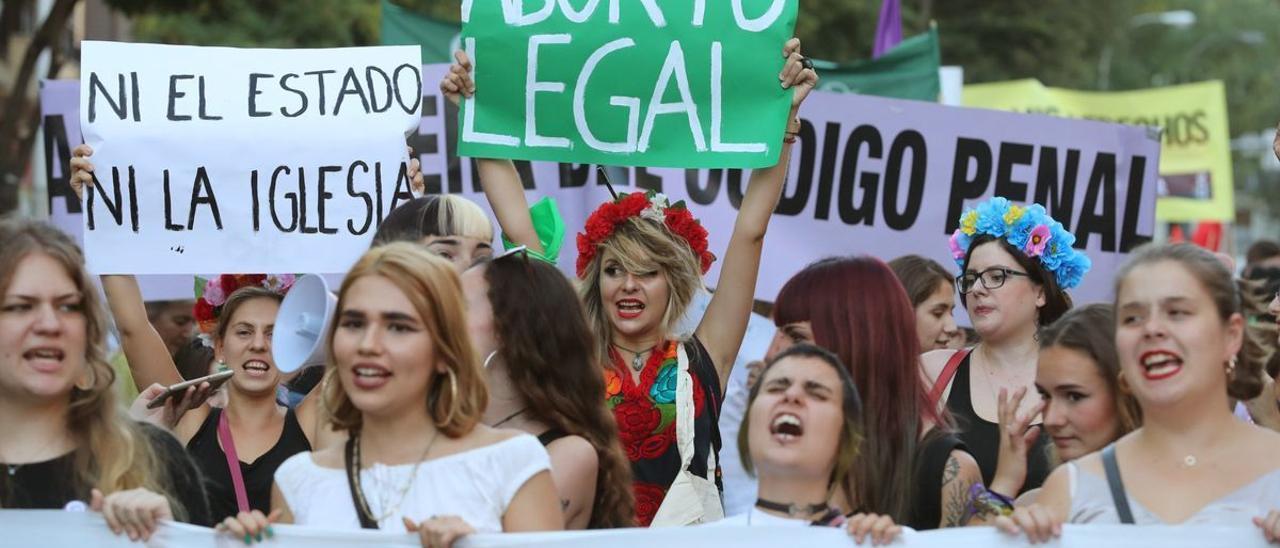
{"left": 813, "top": 27, "right": 940, "bottom": 101}
{"left": 380, "top": 0, "right": 459, "bottom": 64}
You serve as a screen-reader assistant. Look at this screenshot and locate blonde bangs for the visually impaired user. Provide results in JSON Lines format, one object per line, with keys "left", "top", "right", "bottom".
{"left": 436, "top": 195, "right": 493, "bottom": 241}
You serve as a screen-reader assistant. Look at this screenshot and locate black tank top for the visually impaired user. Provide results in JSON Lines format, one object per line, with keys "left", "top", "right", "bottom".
{"left": 945, "top": 354, "right": 1051, "bottom": 493}
{"left": 187, "top": 407, "right": 311, "bottom": 521}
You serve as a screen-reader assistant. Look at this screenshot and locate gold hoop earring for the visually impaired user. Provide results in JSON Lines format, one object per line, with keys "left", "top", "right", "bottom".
{"left": 436, "top": 368, "right": 460, "bottom": 427}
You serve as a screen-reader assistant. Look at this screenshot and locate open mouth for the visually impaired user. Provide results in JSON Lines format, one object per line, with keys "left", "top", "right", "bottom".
{"left": 1139, "top": 350, "right": 1183, "bottom": 381}
{"left": 24, "top": 347, "right": 66, "bottom": 371}
{"left": 351, "top": 364, "right": 392, "bottom": 389}
{"left": 769, "top": 412, "right": 804, "bottom": 442}
{"left": 242, "top": 360, "right": 271, "bottom": 374}
{"left": 615, "top": 299, "right": 645, "bottom": 320}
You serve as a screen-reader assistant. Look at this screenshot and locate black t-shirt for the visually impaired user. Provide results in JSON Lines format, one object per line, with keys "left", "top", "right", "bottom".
{"left": 0, "top": 423, "right": 212, "bottom": 526}
{"left": 186, "top": 407, "right": 311, "bottom": 522}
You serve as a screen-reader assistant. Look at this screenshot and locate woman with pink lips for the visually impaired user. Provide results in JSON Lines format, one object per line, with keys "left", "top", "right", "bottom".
{"left": 443, "top": 39, "right": 818, "bottom": 526}
{"left": 922, "top": 198, "right": 1087, "bottom": 500}
{"left": 998, "top": 244, "right": 1280, "bottom": 544}
{"left": 715, "top": 344, "right": 903, "bottom": 546}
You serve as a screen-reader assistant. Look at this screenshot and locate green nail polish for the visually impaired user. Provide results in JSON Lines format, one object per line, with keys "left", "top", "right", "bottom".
{"left": 244, "top": 533, "right": 252, "bottom": 545}
{"left": 266, "top": 527, "right": 275, "bottom": 539}
{"left": 256, "top": 532, "right": 264, "bottom": 542}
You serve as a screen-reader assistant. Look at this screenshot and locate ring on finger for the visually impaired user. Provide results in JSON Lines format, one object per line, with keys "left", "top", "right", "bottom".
{"left": 800, "top": 56, "right": 814, "bottom": 70}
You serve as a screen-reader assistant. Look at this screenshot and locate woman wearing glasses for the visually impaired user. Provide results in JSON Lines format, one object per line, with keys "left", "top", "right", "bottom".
{"left": 921, "top": 198, "right": 1090, "bottom": 498}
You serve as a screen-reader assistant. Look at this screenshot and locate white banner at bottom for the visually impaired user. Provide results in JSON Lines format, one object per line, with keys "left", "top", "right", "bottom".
{"left": 0, "top": 510, "right": 1270, "bottom": 547}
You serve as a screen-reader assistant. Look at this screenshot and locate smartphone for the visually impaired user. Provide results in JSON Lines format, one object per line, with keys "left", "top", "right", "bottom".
{"left": 146, "top": 370, "right": 234, "bottom": 409}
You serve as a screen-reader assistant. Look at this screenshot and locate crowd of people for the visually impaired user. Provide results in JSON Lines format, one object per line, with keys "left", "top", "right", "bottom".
{"left": 3, "top": 34, "right": 1280, "bottom": 548}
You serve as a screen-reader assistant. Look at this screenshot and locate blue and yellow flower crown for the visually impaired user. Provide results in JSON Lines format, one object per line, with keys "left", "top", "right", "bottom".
{"left": 948, "top": 197, "right": 1091, "bottom": 290}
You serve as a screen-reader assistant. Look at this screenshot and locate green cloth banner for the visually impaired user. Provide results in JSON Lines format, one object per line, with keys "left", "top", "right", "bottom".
{"left": 455, "top": 1, "right": 798, "bottom": 169}
{"left": 381, "top": 0, "right": 460, "bottom": 64}
{"left": 812, "top": 27, "right": 940, "bottom": 101}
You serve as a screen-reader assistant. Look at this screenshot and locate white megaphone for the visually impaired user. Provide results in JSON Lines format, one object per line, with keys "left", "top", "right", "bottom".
{"left": 272, "top": 274, "right": 337, "bottom": 374}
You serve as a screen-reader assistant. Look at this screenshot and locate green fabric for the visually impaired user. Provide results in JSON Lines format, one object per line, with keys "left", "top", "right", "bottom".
{"left": 812, "top": 27, "right": 941, "bottom": 101}
{"left": 380, "top": 0, "right": 460, "bottom": 64}
{"left": 502, "top": 196, "right": 565, "bottom": 265}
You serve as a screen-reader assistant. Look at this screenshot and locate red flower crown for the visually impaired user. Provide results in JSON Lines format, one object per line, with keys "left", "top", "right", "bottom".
{"left": 576, "top": 191, "right": 714, "bottom": 278}
{"left": 193, "top": 274, "right": 296, "bottom": 341}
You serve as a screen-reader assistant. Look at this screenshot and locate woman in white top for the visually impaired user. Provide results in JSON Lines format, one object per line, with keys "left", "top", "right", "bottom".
{"left": 220, "top": 243, "right": 562, "bottom": 547}
{"left": 721, "top": 344, "right": 900, "bottom": 546}
{"left": 998, "top": 243, "right": 1280, "bottom": 543}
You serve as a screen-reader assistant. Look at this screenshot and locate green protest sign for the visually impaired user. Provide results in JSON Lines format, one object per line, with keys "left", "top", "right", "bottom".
{"left": 457, "top": 1, "right": 798, "bottom": 169}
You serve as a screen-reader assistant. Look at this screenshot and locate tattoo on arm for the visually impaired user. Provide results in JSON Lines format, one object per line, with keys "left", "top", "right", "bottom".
{"left": 940, "top": 455, "right": 977, "bottom": 528}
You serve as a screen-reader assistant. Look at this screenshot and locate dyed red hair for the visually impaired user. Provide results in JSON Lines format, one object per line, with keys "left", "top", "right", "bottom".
{"left": 774, "top": 256, "right": 943, "bottom": 521}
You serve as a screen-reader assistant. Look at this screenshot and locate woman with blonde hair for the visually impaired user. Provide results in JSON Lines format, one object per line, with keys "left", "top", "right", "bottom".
{"left": 442, "top": 37, "right": 818, "bottom": 526}
{"left": 371, "top": 194, "right": 495, "bottom": 271}
{"left": 221, "top": 243, "right": 561, "bottom": 547}
{"left": 0, "top": 218, "right": 209, "bottom": 541}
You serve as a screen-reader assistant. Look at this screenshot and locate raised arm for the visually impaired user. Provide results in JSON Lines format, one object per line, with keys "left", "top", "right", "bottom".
{"left": 697, "top": 38, "right": 817, "bottom": 389}
{"left": 439, "top": 50, "right": 542, "bottom": 255}
{"left": 100, "top": 276, "right": 183, "bottom": 389}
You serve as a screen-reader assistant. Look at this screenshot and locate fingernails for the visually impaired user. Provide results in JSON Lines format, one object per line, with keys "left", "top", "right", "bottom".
{"left": 266, "top": 526, "right": 275, "bottom": 539}
{"left": 244, "top": 533, "right": 253, "bottom": 545}
{"left": 255, "top": 532, "right": 264, "bottom": 542}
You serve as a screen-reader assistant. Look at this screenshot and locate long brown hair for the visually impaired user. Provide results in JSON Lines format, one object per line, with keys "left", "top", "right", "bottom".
{"left": 322, "top": 243, "right": 487, "bottom": 437}
{"left": 0, "top": 218, "right": 187, "bottom": 519}
{"left": 889, "top": 255, "right": 955, "bottom": 308}
{"left": 479, "top": 254, "right": 635, "bottom": 528}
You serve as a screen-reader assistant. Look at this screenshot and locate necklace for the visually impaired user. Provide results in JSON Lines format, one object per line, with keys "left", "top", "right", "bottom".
{"left": 1182, "top": 454, "right": 1198, "bottom": 467}
{"left": 492, "top": 408, "right": 528, "bottom": 428}
{"left": 754, "top": 498, "right": 830, "bottom": 518}
{"left": 613, "top": 343, "right": 656, "bottom": 372}
{"left": 352, "top": 430, "right": 438, "bottom": 523}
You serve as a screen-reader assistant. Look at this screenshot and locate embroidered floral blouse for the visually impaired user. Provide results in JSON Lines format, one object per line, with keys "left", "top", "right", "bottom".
{"left": 605, "top": 338, "right": 724, "bottom": 526}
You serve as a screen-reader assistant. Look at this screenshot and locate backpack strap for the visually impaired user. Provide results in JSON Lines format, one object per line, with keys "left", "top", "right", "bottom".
{"left": 1102, "top": 444, "right": 1136, "bottom": 524}
{"left": 929, "top": 348, "right": 971, "bottom": 408}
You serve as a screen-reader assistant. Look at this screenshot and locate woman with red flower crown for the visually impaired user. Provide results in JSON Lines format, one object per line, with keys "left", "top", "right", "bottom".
{"left": 441, "top": 38, "right": 818, "bottom": 526}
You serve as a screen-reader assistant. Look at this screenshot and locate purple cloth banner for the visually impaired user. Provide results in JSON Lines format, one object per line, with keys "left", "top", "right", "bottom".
{"left": 872, "top": 0, "right": 903, "bottom": 59}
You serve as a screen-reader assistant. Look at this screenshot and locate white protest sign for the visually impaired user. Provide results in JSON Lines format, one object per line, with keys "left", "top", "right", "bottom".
{"left": 2, "top": 511, "right": 1273, "bottom": 547}
{"left": 79, "top": 41, "right": 422, "bottom": 275}
{"left": 418, "top": 65, "right": 1159, "bottom": 305}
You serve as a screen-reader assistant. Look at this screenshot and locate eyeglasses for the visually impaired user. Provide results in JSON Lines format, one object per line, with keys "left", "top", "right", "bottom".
{"left": 956, "top": 267, "right": 1030, "bottom": 295}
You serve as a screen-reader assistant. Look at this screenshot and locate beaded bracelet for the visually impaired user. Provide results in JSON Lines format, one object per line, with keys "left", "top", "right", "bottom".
{"left": 964, "top": 483, "right": 1015, "bottom": 522}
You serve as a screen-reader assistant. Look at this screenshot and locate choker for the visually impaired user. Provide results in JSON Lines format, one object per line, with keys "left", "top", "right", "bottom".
{"left": 755, "top": 498, "right": 830, "bottom": 518}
